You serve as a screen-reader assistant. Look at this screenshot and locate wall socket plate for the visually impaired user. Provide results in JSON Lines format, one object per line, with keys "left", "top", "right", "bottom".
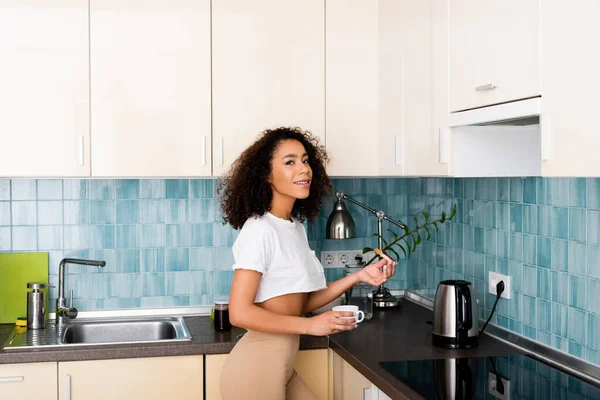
{"left": 488, "top": 372, "right": 510, "bottom": 399}
{"left": 489, "top": 272, "right": 511, "bottom": 299}
{"left": 321, "top": 250, "right": 370, "bottom": 268}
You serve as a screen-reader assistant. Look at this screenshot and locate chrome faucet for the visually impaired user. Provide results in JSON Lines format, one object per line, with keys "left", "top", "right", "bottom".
{"left": 56, "top": 258, "right": 106, "bottom": 325}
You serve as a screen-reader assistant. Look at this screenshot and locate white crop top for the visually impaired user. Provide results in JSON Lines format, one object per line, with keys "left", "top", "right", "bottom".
{"left": 231, "top": 212, "right": 327, "bottom": 303}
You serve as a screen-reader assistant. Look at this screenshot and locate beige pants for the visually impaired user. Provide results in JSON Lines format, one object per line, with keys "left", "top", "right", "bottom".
{"left": 219, "top": 330, "right": 318, "bottom": 400}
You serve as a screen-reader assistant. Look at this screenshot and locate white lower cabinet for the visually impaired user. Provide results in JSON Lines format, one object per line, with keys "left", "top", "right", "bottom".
{"left": 331, "top": 350, "right": 395, "bottom": 400}
{"left": 0, "top": 362, "right": 58, "bottom": 399}
{"left": 205, "top": 349, "right": 328, "bottom": 400}
{"left": 58, "top": 355, "right": 203, "bottom": 400}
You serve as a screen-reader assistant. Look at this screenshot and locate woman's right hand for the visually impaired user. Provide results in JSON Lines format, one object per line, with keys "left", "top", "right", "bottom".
{"left": 306, "top": 310, "right": 357, "bottom": 336}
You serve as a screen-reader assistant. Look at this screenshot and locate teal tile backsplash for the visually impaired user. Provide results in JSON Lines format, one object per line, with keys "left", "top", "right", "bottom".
{"left": 1, "top": 176, "right": 600, "bottom": 368}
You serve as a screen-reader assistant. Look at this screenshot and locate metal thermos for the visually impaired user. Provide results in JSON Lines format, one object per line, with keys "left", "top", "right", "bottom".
{"left": 27, "top": 282, "right": 50, "bottom": 329}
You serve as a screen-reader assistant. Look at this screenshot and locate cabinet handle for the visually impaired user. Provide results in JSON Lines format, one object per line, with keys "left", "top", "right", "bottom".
{"left": 395, "top": 135, "right": 404, "bottom": 166}
{"left": 363, "top": 387, "right": 372, "bottom": 400}
{"left": 201, "top": 136, "right": 206, "bottom": 166}
{"left": 78, "top": 135, "right": 84, "bottom": 166}
{"left": 475, "top": 83, "right": 496, "bottom": 91}
{"left": 66, "top": 374, "right": 71, "bottom": 400}
{"left": 439, "top": 128, "right": 449, "bottom": 164}
{"left": 219, "top": 137, "right": 224, "bottom": 166}
{"left": 0, "top": 376, "right": 24, "bottom": 383}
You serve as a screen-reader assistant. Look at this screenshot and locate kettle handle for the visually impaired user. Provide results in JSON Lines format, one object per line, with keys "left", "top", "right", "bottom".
{"left": 455, "top": 283, "right": 473, "bottom": 332}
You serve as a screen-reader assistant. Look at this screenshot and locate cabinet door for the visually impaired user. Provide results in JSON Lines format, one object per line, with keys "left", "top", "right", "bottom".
{"left": 58, "top": 356, "right": 203, "bottom": 400}
{"left": 212, "top": 0, "right": 325, "bottom": 177}
{"left": 449, "top": 0, "right": 540, "bottom": 112}
{"left": 206, "top": 349, "right": 328, "bottom": 400}
{"left": 0, "top": 362, "right": 57, "bottom": 399}
{"left": 0, "top": 0, "right": 90, "bottom": 177}
{"left": 332, "top": 351, "right": 374, "bottom": 400}
{"left": 90, "top": 0, "right": 211, "bottom": 177}
{"left": 326, "top": 0, "right": 379, "bottom": 177}
{"left": 377, "top": 0, "right": 450, "bottom": 177}
{"left": 540, "top": 0, "right": 600, "bottom": 177}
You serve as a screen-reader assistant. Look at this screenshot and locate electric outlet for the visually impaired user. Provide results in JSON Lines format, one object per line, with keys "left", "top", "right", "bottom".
{"left": 320, "top": 251, "right": 339, "bottom": 268}
{"left": 488, "top": 372, "right": 510, "bottom": 400}
{"left": 338, "top": 250, "right": 365, "bottom": 266}
{"left": 489, "top": 272, "right": 511, "bottom": 299}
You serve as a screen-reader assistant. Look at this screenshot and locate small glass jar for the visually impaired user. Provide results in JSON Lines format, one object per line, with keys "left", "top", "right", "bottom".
{"left": 213, "top": 300, "right": 232, "bottom": 332}
{"left": 344, "top": 265, "right": 374, "bottom": 320}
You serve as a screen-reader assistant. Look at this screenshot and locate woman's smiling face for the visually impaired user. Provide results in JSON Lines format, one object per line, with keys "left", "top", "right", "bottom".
{"left": 269, "top": 139, "right": 312, "bottom": 202}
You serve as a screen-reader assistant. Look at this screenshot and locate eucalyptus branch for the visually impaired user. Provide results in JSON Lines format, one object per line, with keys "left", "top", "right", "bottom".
{"left": 362, "top": 203, "right": 457, "bottom": 265}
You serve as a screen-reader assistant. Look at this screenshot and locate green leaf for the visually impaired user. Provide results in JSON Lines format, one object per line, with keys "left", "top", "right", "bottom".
{"left": 388, "top": 248, "right": 400, "bottom": 260}
{"left": 415, "top": 233, "right": 422, "bottom": 245}
{"left": 440, "top": 212, "right": 446, "bottom": 223}
{"left": 449, "top": 204, "right": 457, "bottom": 219}
{"left": 363, "top": 247, "right": 374, "bottom": 254}
{"left": 387, "top": 229, "right": 399, "bottom": 241}
{"left": 400, "top": 221, "right": 409, "bottom": 236}
{"left": 396, "top": 244, "right": 407, "bottom": 258}
{"left": 402, "top": 238, "right": 412, "bottom": 257}
{"left": 413, "top": 216, "right": 419, "bottom": 227}
{"left": 372, "top": 233, "right": 389, "bottom": 247}
{"left": 425, "top": 226, "right": 431, "bottom": 240}
{"left": 422, "top": 211, "right": 429, "bottom": 222}
{"left": 433, "top": 222, "right": 439, "bottom": 232}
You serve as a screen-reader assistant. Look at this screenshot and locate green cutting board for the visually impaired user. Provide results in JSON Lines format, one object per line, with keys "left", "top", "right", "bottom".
{"left": 0, "top": 252, "right": 49, "bottom": 323}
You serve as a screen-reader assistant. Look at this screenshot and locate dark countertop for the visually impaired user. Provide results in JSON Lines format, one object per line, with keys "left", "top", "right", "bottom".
{"left": 0, "top": 316, "right": 327, "bottom": 364}
{"left": 329, "top": 300, "right": 521, "bottom": 400}
{"left": 0, "top": 299, "right": 520, "bottom": 400}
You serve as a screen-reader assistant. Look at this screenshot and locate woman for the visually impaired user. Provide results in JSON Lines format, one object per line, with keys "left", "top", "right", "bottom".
{"left": 218, "top": 126, "right": 396, "bottom": 400}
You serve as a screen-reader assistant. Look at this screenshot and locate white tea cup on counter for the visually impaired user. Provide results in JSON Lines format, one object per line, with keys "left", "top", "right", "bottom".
{"left": 332, "top": 305, "right": 365, "bottom": 323}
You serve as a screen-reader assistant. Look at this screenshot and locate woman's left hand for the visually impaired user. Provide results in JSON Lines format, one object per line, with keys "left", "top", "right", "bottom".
{"left": 356, "top": 258, "right": 397, "bottom": 287}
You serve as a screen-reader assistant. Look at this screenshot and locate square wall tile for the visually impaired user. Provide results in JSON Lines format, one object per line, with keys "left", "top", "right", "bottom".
{"left": 12, "top": 202, "right": 36, "bottom": 225}
{"left": 166, "top": 200, "right": 188, "bottom": 224}
{"left": 191, "top": 223, "right": 213, "bottom": 247}
{"left": 189, "top": 199, "right": 214, "bottom": 223}
{"left": 166, "top": 272, "right": 191, "bottom": 296}
{"left": 190, "top": 179, "right": 215, "bottom": 198}
{"left": 37, "top": 180, "right": 63, "bottom": 200}
{"left": 12, "top": 226, "right": 37, "bottom": 250}
{"left": 142, "top": 273, "right": 165, "bottom": 297}
{"left": 114, "top": 273, "right": 141, "bottom": 298}
{"left": 140, "top": 180, "right": 165, "bottom": 199}
{"left": 551, "top": 207, "right": 568, "bottom": 240}
{"left": 510, "top": 178, "right": 523, "bottom": 203}
{"left": 141, "top": 248, "right": 165, "bottom": 273}
{"left": 140, "top": 224, "right": 165, "bottom": 248}
{"left": 89, "top": 180, "right": 114, "bottom": 200}
{"left": 523, "top": 178, "right": 537, "bottom": 204}
{"left": 568, "top": 241, "right": 586, "bottom": 276}
{"left": 116, "top": 200, "right": 139, "bottom": 224}
{"left": 140, "top": 200, "right": 165, "bottom": 224}
{"left": 64, "top": 225, "right": 89, "bottom": 249}
{"left": 190, "top": 247, "right": 216, "bottom": 270}
{"left": 552, "top": 271, "right": 569, "bottom": 305}
{"left": 11, "top": 180, "right": 36, "bottom": 200}
{"left": 549, "top": 239, "right": 567, "bottom": 271}
{"left": 90, "top": 201, "right": 115, "bottom": 224}
{"left": 38, "top": 201, "right": 63, "bottom": 225}
{"left": 570, "top": 275, "right": 587, "bottom": 310}
{"left": 588, "top": 210, "right": 600, "bottom": 244}
{"left": 38, "top": 226, "right": 62, "bottom": 250}
{"left": 569, "top": 209, "right": 586, "bottom": 242}
{"left": 116, "top": 225, "right": 139, "bottom": 249}
{"left": 90, "top": 225, "right": 115, "bottom": 249}
{"left": 116, "top": 179, "right": 140, "bottom": 199}
{"left": 552, "top": 178, "right": 570, "bottom": 207}
{"left": 588, "top": 178, "right": 600, "bottom": 210}
{"left": 63, "top": 201, "right": 89, "bottom": 225}
{"left": 588, "top": 245, "right": 600, "bottom": 280}
{"left": 166, "top": 248, "right": 189, "bottom": 272}
{"left": 167, "top": 224, "right": 189, "bottom": 248}
{"left": 117, "top": 249, "right": 141, "bottom": 273}
{"left": 166, "top": 179, "right": 189, "bottom": 199}
{"left": 63, "top": 180, "right": 88, "bottom": 200}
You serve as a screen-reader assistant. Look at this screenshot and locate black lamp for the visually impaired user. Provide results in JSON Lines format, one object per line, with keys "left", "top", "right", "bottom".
{"left": 325, "top": 190, "right": 403, "bottom": 308}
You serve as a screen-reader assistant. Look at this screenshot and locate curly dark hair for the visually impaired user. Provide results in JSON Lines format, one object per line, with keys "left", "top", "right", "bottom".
{"left": 218, "top": 126, "right": 332, "bottom": 229}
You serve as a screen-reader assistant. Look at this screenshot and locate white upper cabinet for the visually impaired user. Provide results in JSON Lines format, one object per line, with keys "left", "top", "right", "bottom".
{"left": 448, "top": 0, "right": 540, "bottom": 112}
{"left": 540, "top": 0, "right": 600, "bottom": 177}
{"left": 378, "top": 0, "right": 450, "bottom": 177}
{"left": 326, "top": 0, "right": 378, "bottom": 177}
{"left": 90, "top": 0, "right": 211, "bottom": 177}
{"left": 0, "top": 0, "right": 90, "bottom": 177}
{"left": 212, "top": 0, "right": 325, "bottom": 177}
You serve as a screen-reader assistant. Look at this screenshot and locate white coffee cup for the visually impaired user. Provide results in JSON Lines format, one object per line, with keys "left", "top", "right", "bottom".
{"left": 332, "top": 305, "right": 365, "bottom": 323}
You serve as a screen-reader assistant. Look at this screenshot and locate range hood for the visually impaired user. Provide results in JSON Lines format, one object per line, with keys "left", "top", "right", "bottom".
{"left": 446, "top": 97, "right": 546, "bottom": 177}
{"left": 448, "top": 97, "right": 541, "bottom": 127}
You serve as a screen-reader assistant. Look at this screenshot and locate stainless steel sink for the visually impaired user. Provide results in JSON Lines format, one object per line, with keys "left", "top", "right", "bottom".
{"left": 3, "top": 316, "right": 192, "bottom": 350}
